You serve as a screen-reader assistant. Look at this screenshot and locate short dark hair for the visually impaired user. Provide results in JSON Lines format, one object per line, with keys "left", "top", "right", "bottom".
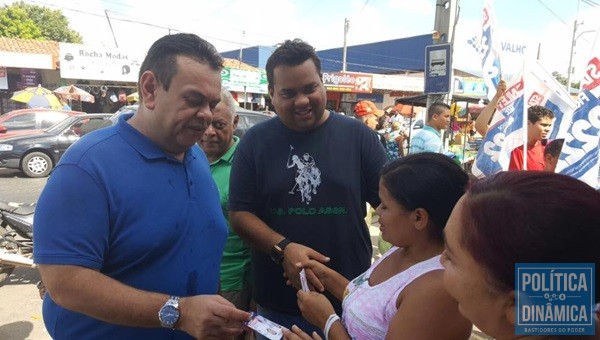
{"left": 427, "top": 102, "right": 451, "bottom": 120}
{"left": 138, "top": 33, "right": 223, "bottom": 100}
{"left": 380, "top": 153, "right": 468, "bottom": 242}
{"left": 543, "top": 138, "right": 564, "bottom": 157}
{"left": 460, "top": 171, "right": 600, "bottom": 301}
{"left": 527, "top": 105, "right": 555, "bottom": 123}
{"left": 265, "top": 39, "right": 321, "bottom": 91}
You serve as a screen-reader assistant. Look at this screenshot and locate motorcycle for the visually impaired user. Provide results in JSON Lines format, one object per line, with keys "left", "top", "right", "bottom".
{"left": 0, "top": 200, "right": 35, "bottom": 285}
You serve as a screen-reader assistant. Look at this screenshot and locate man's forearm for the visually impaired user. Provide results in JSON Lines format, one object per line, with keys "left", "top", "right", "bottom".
{"left": 39, "top": 264, "right": 167, "bottom": 328}
{"left": 229, "top": 210, "right": 284, "bottom": 253}
{"left": 474, "top": 95, "right": 501, "bottom": 136}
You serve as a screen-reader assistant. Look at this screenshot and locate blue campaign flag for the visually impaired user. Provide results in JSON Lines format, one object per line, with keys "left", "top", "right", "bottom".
{"left": 481, "top": 0, "right": 502, "bottom": 101}
{"left": 557, "top": 32, "right": 600, "bottom": 188}
{"left": 557, "top": 90, "right": 600, "bottom": 187}
{"left": 472, "top": 61, "right": 577, "bottom": 178}
{"left": 472, "top": 75, "right": 526, "bottom": 177}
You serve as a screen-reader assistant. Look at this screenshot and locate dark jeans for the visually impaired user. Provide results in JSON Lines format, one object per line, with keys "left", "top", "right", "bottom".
{"left": 255, "top": 305, "right": 324, "bottom": 340}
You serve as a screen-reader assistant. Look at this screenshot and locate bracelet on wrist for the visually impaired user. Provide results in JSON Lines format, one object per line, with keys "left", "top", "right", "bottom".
{"left": 323, "top": 313, "right": 340, "bottom": 340}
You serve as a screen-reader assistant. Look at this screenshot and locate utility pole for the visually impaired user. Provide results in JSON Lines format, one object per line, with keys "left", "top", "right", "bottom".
{"left": 342, "top": 18, "right": 349, "bottom": 72}
{"left": 238, "top": 30, "right": 245, "bottom": 67}
{"left": 567, "top": 20, "right": 579, "bottom": 94}
{"left": 427, "top": 0, "right": 458, "bottom": 108}
{"left": 567, "top": 21, "right": 595, "bottom": 94}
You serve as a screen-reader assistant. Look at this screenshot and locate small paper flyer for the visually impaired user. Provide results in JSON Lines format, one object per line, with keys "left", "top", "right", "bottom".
{"left": 245, "top": 312, "right": 284, "bottom": 340}
{"left": 299, "top": 269, "right": 310, "bottom": 292}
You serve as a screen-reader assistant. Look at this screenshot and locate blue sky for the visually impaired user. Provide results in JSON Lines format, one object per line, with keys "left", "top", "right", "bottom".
{"left": 3, "top": 0, "right": 599, "bottom": 80}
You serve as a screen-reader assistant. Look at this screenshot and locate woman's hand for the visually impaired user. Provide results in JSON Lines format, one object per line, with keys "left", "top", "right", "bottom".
{"left": 296, "top": 290, "right": 335, "bottom": 329}
{"left": 282, "top": 243, "right": 329, "bottom": 292}
{"left": 282, "top": 325, "right": 323, "bottom": 340}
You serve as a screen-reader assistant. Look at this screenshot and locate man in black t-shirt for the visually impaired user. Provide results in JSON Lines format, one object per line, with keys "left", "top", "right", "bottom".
{"left": 229, "top": 39, "right": 387, "bottom": 336}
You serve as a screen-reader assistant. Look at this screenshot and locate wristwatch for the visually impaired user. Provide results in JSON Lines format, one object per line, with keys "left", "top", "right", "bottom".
{"left": 270, "top": 238, "right": 291, "bottom": 264}
{"left": 158, "top": 296, "right": 180, "bottom": 329}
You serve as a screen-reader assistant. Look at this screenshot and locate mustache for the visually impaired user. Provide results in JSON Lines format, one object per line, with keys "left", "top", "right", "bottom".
{"left": 190, "top": 120, "right": 210, "bottom": 130}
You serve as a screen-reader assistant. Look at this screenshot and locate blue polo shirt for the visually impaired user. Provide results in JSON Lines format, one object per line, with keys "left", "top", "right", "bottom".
{"left": 409, "top": 125, "right": 443, "bottom": 154}
{"left": 34, "top": 113, "right": 227, "bottom": 339}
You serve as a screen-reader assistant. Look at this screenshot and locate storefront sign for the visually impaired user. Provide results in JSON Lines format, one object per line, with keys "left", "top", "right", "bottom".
{"left": 0, "top": 67, "right": 7, "bottom": 90}
{"left": 322, "top": 72, "right": 373, "bottom": 93}
{"left": 453, "top": 76, "right": 487, "bottom": 98}
{"left": 341, "top": 93, "right": 357, "bottom": 102}
{"left": 221, "top": 68, "right": 268, "bottom": 94}
{"left": 59, "top": 43, "right": 144, "bottom": 82}
{"left": 20, "top": 69, "right": 39, "bottom": 87}
{"left": 0, "top": 51, "right": 53, "bottom": 69}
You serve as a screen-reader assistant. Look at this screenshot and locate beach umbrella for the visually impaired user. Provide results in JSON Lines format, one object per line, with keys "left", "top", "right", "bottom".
{"left": 53, "top": 85, "right": 95, "bottom": 103}
{"left": 11, "top": 85, "right": 62, "bottom": 109}
{"left": 127, "top": 92, "right": 139, "bottom": 103}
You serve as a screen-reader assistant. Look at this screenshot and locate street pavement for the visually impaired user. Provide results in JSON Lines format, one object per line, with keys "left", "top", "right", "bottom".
{"left": 0, "top": 268, "right": 49, "bottom": 340}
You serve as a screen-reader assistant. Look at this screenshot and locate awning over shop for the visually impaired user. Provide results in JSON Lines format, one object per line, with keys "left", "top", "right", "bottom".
{"left": 395, "top": 94, "right": 488, "bottom": 107}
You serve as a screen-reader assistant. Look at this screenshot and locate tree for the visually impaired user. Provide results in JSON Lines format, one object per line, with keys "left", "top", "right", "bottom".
{"left": 552, "top": 71, "right": 580, "bottom": 90}
{"left": 0, "top": 1, "right": 82, "bottom": 43}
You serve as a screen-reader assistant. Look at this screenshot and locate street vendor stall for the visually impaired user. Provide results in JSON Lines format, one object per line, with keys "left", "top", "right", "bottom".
{"left": 395, "top": 94, "right": 488, "bottom": 171}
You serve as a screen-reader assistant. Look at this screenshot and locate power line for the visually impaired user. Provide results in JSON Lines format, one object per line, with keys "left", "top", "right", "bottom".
{"left": 581, "top": 0, "right": 598, "bottom": 7}
{"left": 20, "top": 0, "right": 251, "bottom": 48}
{"left": 13, "top": 0, "right": 424, "bottom": 73}
{"left": 536, "top": 0, "right": 568, "bottom": 26}
{"left": 359, "top": 0, "right": 373, "bottom": 14}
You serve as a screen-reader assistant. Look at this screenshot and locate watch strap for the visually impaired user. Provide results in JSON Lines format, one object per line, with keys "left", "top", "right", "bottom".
{"left": 271, "top": 238, "right": 291, "bottom": 264}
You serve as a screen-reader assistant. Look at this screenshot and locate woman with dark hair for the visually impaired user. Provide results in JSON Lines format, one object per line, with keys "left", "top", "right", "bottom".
{"left": 442, "top": 171, "right": 600, "bottom": 339}
{"left": 283, "top": 153, "right": 473, "bottom": 340}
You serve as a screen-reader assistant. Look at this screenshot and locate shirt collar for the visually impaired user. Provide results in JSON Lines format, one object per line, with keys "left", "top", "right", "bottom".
{"left": 210, "top": 135, "right": 239, "bottom": 165}
{"left": 423, "top": 125, "right": 441, "bottom": 137}
{"left": 116, "top": 113, "right": 196, "bottom": 162}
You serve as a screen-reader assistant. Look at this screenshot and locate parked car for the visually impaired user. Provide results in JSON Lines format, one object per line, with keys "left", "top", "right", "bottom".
{"left": 0, "top": 114, "right": 112, "bottom": 178}
{"left": 0, "top": 108, "right": 84, "bottom": 134}
{"left": 109, "top": 104, "right": 272, "bottom": 138}
{"left": 234, "top": 107, "right": 272, "bottom": 138}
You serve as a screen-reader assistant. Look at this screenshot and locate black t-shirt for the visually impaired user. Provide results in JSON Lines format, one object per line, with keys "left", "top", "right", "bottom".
{"left": 229, "top": 112, "right": 387, "bottom": 314}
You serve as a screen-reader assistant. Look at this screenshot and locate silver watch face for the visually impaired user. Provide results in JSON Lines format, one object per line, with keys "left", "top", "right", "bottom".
{"left": 159, "top": 304, "right": 179, "bottom": 328}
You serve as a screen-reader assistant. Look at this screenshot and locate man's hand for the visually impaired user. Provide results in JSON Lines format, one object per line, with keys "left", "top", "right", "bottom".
{"left": 494, "top": 79, "right": 507, "bottom": 100}
{"left": 177, "top": 295, "right": 251, "bottom": 339}
{"left": 281, "top": 243, "right": 329, "bottom": 292}
{"left": 296, "top": 290, "right": 335, "bottom": 329}
{"left": 289, "top": 260, "right": 350, "bottom": 301}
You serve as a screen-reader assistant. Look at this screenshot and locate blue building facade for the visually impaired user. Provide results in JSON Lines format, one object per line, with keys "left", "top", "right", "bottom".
{"left": 220, "top": 45, "right": 276, "bottom": 69}
{"left": 220, "top": 34, "right": 432, "bottom": 74}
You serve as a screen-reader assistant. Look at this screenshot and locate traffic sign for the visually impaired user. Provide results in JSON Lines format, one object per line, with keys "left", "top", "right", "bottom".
{"left": 425, "top": 44, "right": 452, "bottom": 94}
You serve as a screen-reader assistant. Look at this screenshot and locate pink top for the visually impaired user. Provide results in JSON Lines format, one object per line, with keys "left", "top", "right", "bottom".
{"left": 341, "top": 247, "right": 443, "bottom": 339}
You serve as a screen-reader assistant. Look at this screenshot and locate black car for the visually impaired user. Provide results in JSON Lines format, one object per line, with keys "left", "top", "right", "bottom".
{"left": 0, "top": 114, "right": 112, "bottom": 178}
{"left": 110, "top": 105, "right": 272, "bottom": 138}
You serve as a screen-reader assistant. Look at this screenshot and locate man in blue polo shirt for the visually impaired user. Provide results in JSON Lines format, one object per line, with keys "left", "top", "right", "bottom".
{"left": 33, "top": 33, "right": 250, "bottom": 339}
{"left": 409, "top": 102, "right": 451, "bottom": 154}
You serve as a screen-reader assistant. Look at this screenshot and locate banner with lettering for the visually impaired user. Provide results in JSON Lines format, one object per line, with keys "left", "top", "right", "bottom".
{"left": 556, "top": 32, "right": 600, "bottom": 188}
{"left": 481, "top": 0, "right": 503, "bottom": 101}
{"left": 472, "top": 69, "right": 526, "bottom": 177}
{"left": 322, "top": 72, "right": 373, "bottom": 93}
{"left": 472, "top": 61, "right": 577, "bottom": 177}
{"left": 59, "top": 43, "right": 144, "bottom": 82}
